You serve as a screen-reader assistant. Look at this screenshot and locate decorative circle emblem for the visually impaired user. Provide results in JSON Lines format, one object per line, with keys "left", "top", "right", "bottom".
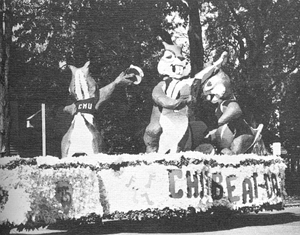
{"left": 55, "top": 181, "right": 73, "bottom": 213}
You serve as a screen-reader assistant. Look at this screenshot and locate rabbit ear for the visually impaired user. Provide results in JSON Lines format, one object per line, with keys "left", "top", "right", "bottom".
{"left": 83, "top": 61, "right": 90, "bottom": 69}
{"left": 82, "top": 61, "right": 90, "bottom": 73}
{"left": 68, "top": 65, "right": 77, "bottom": 74}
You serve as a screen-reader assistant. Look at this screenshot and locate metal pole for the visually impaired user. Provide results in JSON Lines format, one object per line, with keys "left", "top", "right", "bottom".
{"left": 41, "top": 103, "right": 46, "bottom": 156}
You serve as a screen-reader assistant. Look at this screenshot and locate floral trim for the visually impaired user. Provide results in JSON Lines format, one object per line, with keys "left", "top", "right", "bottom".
{"left": 0, "top": 155, "right": 286, "bottom": 171}
{"left": 104, "top": 202, "right": 284, "bottom": 221}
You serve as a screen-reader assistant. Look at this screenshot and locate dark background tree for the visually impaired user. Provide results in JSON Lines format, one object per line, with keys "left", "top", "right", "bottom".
{"left": 1, "top": 0, "right": 300, "bottom": 157}
{"left": 0, "top": 0, "right": 12, "bottom": 156}
{"left": 203, "top": 0, "right": 300, "bottom": 153}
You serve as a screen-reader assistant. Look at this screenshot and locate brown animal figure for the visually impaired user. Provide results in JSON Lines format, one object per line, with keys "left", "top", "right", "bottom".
{"left": 61, "top": 61, "right": 137, "bottom": 158}
{"left": 202, "top": 54, "right": 264, "bottom": 155}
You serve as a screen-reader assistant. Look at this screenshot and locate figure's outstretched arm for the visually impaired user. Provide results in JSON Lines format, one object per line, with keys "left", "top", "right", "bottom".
{"left": 95, "top": 72, "right": 134, "bottom": 110}
{"left": 63, "top": 103, "right": 76, "bottom": 115}
{"left": 152, "top": 81, "right": 190, "bottom": 109}
{"left": 218, "top": 102, "right": 242, "bottom": 127}
{"left": 194, "top": 51, "right": 228, "bottom": 83}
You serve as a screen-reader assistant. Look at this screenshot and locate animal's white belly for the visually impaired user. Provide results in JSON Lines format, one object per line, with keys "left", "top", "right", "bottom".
{"left": 158, "top": 79, "right": 191, "bottom": 154}
{"left": 68, "top": 113, "right": 94, "bottom": 157}
{"left": 158, "top": 108, "right": 188, "bottom": 154}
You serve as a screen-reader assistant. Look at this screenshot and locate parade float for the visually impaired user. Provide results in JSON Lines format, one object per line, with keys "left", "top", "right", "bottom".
{"left": 0, "top": 152, "right": 287, "bottom": 232}
{"left": 0, "top": 44, "right": 287, "bottom": 233}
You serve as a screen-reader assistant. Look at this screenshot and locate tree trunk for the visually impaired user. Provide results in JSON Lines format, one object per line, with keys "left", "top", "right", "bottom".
{"left": 187, "top": 0, "right": 204, "bottom": 76}
{"left": 0, "top": 0, "right": 12, "bottom": 157}
{"left": 186, "top": 0, "right": 204, "bottom": 120}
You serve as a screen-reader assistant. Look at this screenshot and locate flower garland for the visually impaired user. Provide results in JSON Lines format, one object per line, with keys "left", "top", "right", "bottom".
{"left": 0, "top": 154, "right": 286, "bottom": 171}
{"left": 104, "top": 202, "right": 284, "bottom": 221}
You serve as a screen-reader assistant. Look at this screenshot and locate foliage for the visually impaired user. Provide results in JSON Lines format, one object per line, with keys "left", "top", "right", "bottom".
{"left": 281, "top": 72, "right": 300, "bottom": 154}
{"left": 4, "top": 0, "right": 300, "bottom": 156}
{"left": 203, "top": 0, "right": 300, "bottom": 152}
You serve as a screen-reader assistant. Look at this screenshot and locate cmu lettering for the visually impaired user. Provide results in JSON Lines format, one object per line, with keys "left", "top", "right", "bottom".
{"left": 78, "top": 102, "right": 93, "bottom": 110}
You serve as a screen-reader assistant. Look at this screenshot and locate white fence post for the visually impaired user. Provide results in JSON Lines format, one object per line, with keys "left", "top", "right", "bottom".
{"left": 272, "top": 142, "right": 281, "bottom": 156}
{"left": 42, "top": 103, "right": 46, "bottom": 157}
